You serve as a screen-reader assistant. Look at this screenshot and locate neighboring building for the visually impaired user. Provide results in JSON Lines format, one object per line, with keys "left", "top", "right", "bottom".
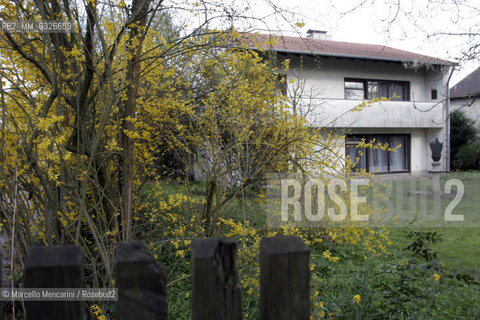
{"left": 239, "top": 31, "right": 456, "bottom": 175}
{"left": 450, "top": 66, "right": 480, "bottom": 132}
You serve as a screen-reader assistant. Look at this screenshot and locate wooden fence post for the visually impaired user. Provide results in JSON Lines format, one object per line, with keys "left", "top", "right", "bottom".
{"left": 260, "top": 235, "right": 310, "bottom": 320}
{"left": 0, "top": 246, "right": 2, "bottom": 320}
{"left": 24, "top": 246, "right": 84, "bottom": 320}
{"left": 191, "top": 238, "right": 242, "bottom": 320}
{"left": 115, "top": 242, "right": 167, "bottom": 320}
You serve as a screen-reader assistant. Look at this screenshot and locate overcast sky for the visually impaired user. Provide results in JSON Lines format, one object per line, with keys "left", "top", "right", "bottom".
{"left": 233, "top": 0, "right": 480, "bottom": 85}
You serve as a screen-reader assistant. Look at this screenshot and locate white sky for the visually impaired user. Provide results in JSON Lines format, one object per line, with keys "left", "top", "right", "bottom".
{"left": 235, "top": 0, "right": 480, "bottom": 85}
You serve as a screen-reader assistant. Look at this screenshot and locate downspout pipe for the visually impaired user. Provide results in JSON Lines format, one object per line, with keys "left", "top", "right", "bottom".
{"left": 445, "top": 65, "right": 456, "bottom": 172}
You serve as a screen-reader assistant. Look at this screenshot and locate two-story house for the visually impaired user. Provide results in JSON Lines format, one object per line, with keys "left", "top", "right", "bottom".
{"left": 240, "top": 30, "right": 455, "bottom": 175}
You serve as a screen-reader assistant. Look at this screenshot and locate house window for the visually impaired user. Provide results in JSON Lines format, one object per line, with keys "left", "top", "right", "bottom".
{"left": 346, "top": 134, "right": 410, "bottom": 173}
{"left": 345, "top": 78, "right": 410, "bottom": 101}
{"left": 345, "top": 80, "right": 365, "bottom": 99}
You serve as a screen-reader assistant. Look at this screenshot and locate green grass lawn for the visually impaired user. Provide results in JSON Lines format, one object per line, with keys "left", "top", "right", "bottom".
{"left": 138, "top": 172, "right": 480, "bottom": 319}
{"left": 378, "top": 171, "right": 480, "bottom": 273}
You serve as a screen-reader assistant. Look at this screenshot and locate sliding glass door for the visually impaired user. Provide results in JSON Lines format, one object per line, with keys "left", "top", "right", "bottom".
{"left": 389, "top": 135, "right": 408, "bottom": 171}
{"left": 346, "top": 134, "right": 410, "bottom": 173}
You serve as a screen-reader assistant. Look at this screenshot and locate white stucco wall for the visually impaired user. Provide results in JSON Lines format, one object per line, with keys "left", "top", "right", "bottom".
{"left": 284, "top": 55, "right": 447, "bottom": 102}
{"left": 331, "top": 128, "right": 445, "bottom": 175}
{"left": 280, "top": 54, "right": 450, "bottom": 175}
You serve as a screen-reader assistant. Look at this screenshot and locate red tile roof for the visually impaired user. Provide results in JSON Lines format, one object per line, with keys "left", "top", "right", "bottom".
{"left": 234, "top": 33, "right": 454, "bottom": 66}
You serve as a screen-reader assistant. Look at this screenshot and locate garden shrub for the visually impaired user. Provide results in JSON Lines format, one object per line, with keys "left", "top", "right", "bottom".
{"left": 450, "top": 110, "right": 477, "bottom": 168}
{"left": 453, "top": 142, "right": 480, "bottom": 170}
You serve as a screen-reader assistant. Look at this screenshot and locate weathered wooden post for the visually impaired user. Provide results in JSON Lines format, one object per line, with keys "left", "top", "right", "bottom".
{"left": 0, "top": 246, "right": 2, "bottom": 320}
{"left": 115, "top": 242, "right": 167, "bottom": 320}
{"left": 260, "top": 235, "right": 310, "bottom": 320}
{"left": 191, "top": 238, "right": 242, "bottom": 320}
{"left": 24, "top": 246, "right": 84, "bottom": 320}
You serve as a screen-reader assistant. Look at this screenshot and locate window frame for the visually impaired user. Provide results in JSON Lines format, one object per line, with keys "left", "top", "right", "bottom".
{"left": 345, "top": 134, "right": 411, "bottom": 174}
{"left": 344, "top": 79, "right": 365, "bottom": 100}
{"left": 344, "top": 78, "right": 410, "bottom": 101}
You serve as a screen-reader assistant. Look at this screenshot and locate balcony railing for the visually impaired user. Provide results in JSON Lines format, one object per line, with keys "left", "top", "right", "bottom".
{"left": 299, "top": 99, "right": 445, "bottom": 128}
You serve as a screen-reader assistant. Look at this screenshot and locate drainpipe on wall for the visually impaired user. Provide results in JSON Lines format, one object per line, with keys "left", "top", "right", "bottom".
{"left": 445, "top": 65, "right": 455, "bottom": 172}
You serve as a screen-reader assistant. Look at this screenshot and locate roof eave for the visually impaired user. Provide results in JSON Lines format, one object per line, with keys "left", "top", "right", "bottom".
{"left": 255, "top": 47, "right": 456, "bottom": 67}
{"left": 450, "top": 94, "right": 480, "bottom": 100}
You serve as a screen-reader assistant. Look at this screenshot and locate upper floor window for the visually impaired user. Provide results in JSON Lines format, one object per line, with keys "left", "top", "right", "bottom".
{"left": 345, "top": 78, "right": 410, "bottom": 101}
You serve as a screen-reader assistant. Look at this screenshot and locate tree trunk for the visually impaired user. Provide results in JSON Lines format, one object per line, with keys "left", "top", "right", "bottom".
{"left": 202, "top": 179, "right": 216, "bottom": 236}
{"left": 120, "top": 0, "right": 150, "bottom": 241}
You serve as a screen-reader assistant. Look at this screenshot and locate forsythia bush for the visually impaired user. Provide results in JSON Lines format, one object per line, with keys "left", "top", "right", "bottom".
{"left": 137, "top": 180, "right": 391, "bottom": 319}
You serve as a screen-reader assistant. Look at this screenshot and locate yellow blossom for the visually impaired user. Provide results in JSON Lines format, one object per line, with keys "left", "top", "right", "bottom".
{"left": 353, "top": 294, "right": 361, "bottom": 304}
